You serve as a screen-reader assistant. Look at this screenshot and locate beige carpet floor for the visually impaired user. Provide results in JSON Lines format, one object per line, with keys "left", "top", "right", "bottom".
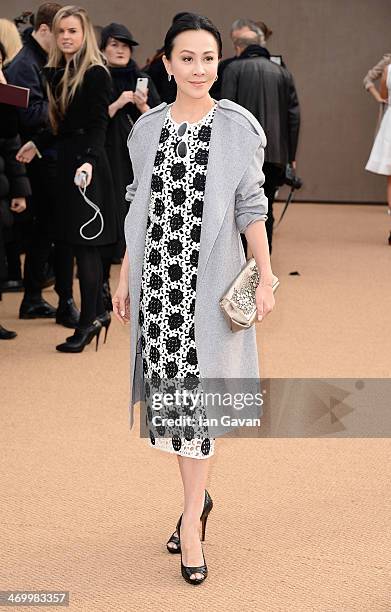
{"left": 1, "top": 202, "right": 391, "bottom": 611}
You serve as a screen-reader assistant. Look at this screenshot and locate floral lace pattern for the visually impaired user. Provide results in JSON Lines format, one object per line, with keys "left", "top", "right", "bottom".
{"left": 140, "top": 105, "right": 217, "bottom": 459}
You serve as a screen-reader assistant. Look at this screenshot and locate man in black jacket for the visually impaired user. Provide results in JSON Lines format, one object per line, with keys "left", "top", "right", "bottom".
{"left": 6, "top": 3, "right": 80, "bottom": 327}
{"left": 210, "top": 18, "right": 263, "bottom": 100}
{"left": 221, "top": 31, "right": 300, "bottom": 254}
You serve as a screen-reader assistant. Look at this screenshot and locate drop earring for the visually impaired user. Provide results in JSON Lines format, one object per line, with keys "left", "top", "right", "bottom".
{"left": 168, "top": 74, "right": 172, "bottom": 82}
{"left": 214, "top": 75, "right": 218, "bottom": 81}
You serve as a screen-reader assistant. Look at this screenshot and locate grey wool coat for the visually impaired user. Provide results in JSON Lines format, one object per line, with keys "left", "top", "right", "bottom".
{"left": 124, "top": 98, "right": 269, "bottom": 431}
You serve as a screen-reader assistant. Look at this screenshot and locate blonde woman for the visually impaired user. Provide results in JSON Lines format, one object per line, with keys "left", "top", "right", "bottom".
{"left": 365, "top": 64, "right": 391, "bottom": 243}
{"left": 17, "top": 5, "right": 119, "bottom": 352}
{"left": 0, "top": 19, "right": 22, "bottom": 66}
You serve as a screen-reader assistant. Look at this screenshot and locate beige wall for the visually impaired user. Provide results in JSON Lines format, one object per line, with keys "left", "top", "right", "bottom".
{"left": 2, "top": 0, "right": 390, "bottom": 202}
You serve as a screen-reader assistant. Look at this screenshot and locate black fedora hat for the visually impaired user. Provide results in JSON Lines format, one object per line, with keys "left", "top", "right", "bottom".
{"left": 101, "top": 23, "right": 139, "bottom": 49}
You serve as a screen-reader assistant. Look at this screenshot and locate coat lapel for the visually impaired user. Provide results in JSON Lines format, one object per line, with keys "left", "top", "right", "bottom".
{"left": 197, "top": 103, "right": 262, "bottom": 281}
{"left": 128, "top": 104, "right": 170, "bottom": 265}
{"left": 129, "top": 101, "right": 262, "bottom": 285}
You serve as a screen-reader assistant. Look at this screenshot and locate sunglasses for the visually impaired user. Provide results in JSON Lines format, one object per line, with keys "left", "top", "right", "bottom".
{"left": 176, "top": 121, "right": 189, "bottom": 160}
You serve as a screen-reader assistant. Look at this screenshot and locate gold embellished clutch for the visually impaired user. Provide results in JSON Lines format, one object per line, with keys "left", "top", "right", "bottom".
{"left": 220, "top": 257, "right": 279, "bottom": 332}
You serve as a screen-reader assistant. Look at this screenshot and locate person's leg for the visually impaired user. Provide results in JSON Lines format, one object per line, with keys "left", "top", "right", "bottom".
{"left": 1, "top": 222, "right": 23, "bottom": 291}
{"left": 387, "top": 177, "right": 391, "bottom": 244}
{"left": 96, "top": 252, "right": 106, "bottom": 318}
{"left": 100, "top": 253, "right": 113, "bottom": 312}
{"left": 22, "top": 157, "right": 54, "bottom": 300}
{"left": 387, "top": 176, "right": 391, "bottom": 212}
{"left": 74, "top": 245, "right": 102, "bottom": 327}
{"left": 54, "top": 241, "right": 74, "bottom": 301}
{"left": 263, "top": 162, "right": 287, "bottom": 255}
{"left": 19, "top": 157, "right": 57, "bottom": 317}
{"left": 4, "top": 239, "right": 22, "bottom": 281}
{"left": 176, "top": 455, "right": 211, "bottom": 581}
{"left": 54, "top": 241, "right": 80, "bottom": 328}
{"left": 240, "top": 231, "right": 248, "bottom": 258}
{"left": 101, "top": 255, "right": 111, "bottom": 285}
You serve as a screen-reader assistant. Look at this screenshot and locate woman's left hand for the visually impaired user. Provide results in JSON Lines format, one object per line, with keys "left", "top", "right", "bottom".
{"left": 255, "top": 284, "right": 275, "bottom": 322}
{"left": 74, "top": 162, "right": 93, "bottom": 187}
{"left": 133, "top": 88, "right": 149, "bottom": 113}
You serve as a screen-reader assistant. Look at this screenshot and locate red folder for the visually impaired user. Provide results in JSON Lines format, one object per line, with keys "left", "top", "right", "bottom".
{"left": 0, "top": 83, "right": 30, "bottom": 108}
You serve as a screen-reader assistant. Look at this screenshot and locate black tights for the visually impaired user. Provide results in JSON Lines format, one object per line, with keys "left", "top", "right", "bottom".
{"left": 74, "top": 245, "right": 105, "bottom": 327}
{"left": 101, "top": 256, "right": 111, "bottom": 285}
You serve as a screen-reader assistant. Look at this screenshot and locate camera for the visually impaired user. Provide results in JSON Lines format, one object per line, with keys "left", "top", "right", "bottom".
{"left": 284, "top": 163, "right": 303, "bottom": 190}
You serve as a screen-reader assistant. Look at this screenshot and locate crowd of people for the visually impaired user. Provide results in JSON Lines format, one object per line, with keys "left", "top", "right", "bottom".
{"left": 0, "top": 4, "right": 162, "bottom": 348}
{"left": 0, "top": 4, "right": 389, "bottom": 348}
{"left": 0, "top": 4, "right": 300, "bottom": 350}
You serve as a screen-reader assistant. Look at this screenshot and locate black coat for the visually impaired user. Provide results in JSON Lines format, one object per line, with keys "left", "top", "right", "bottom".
{"left": 34, "top": 64, "right": 120, "bottom": 247}
{"left": 0, "top": 105, "right": 31, "bottom": 281}
{"left": 105, "top": 60, "right": 160, "bottom": 256}
{"left": 221, "top": 45, "right": 300, "bottom": 165}
{"left": 209, "top": 56, "right": 236, "bottom": 100}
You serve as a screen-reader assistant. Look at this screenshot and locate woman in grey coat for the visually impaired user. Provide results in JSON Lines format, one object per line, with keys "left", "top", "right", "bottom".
{"left": 113, "top": 13, "right": 276, "bottom": 585}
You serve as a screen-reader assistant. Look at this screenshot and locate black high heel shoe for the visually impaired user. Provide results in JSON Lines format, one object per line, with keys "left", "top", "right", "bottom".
{"left": 97, "top": 311, "right": 111, "bottom": 343}
{"left": 166, "top": 489, "right": 213, "bottom": 554}
{"left": 56, "top": 320, "right": 102, "bottom": 353}
{"left": 177, "top": 514, "right": 208, "bottom": 585}
{"left": 102, "top": 281, "right": 113, "bottom": 312}
{"left": 66, "top": 312, "right": 111, "bottom": 343}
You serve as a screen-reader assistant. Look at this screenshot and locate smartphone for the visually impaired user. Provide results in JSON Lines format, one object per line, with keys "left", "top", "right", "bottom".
{"left": 136, "top": 77, "right": 148, "bottom": 94}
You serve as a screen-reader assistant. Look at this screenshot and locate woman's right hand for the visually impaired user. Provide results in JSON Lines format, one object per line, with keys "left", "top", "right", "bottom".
{"left": 376, "top": 94, "right": 388, "bottom": 104}
{"left": 116, "top": 90, "right": 135, "bottom": 110}
{"left": 16, "top": 141, "right": 38, "bottom": 164}
{"left": 112, "top": 280, "right": 130, "bottom": 325}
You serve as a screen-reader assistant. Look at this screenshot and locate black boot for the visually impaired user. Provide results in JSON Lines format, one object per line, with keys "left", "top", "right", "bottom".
{"left": 102, "top": 281, "right": 113, "bottom": 312}
{"left": 19, "top": 296, "right": 57, "bottom": 319}
{"left": 56, "top": 297, "right": 80, "bottom": 328}
{"left": 56, "top": 320, "right": 102, "bottom": 353}
{"left": 0, "top": 324, "right": 17, "bottom": 339}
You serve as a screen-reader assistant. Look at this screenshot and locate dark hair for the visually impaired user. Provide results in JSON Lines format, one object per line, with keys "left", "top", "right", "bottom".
{"left": 164, "top": 13, "right": 222, "bottom": 60}
{"left": 172, "top": 12, "right": 192, "bottom": 23}
{"left": 34, "top": 2, "right": 62, "bottom": 31}
{"left": 0, "top": 40, "right": 7, "bottom": 63}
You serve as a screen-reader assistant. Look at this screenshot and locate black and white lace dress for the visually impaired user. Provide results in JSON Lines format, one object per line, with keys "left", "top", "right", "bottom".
{"left": 139, "top": 104, "right": 217, "bottom": 459}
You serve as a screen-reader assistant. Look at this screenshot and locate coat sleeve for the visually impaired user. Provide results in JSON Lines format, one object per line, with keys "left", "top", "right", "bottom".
{"left": 285, "top": 69, "right": 300, "bottom": 162}
{"left": 80, "top": 65, "right": 111, "bottom": 168}
{"left": 363, "top": 54, "right": 391, "bottom": 90}
{"left": 234, "top": 141, "right": 268, "bottom": 234}
{"left": 125, "top": 126, "right": 139, "bottom": 204}
{"left": 5, "top": 60, "right": 49, "bottom": 134}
